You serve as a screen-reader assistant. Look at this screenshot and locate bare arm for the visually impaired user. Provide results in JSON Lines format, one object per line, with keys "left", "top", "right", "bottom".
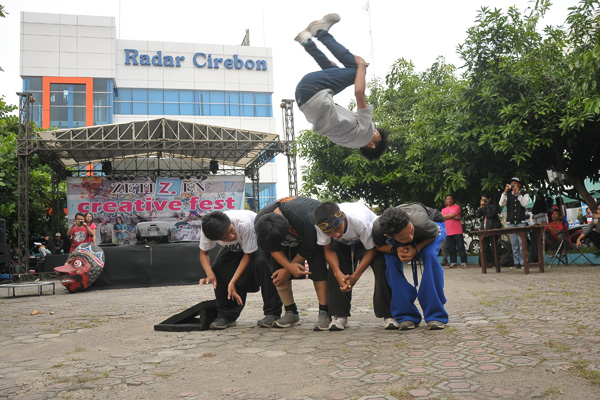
{"left": 227, "top": 253, "right": 252, "bottom": 305}
{"left": 199, "top": 249, "right": 217, "bottom": 288}
{"left": 323, "top": 243, "right": 350, "bottom": 292}
{"left": 354, "top": 56, "right": 369, "bottom": 109}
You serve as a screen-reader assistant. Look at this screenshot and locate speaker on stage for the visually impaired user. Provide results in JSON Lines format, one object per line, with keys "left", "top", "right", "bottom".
{"left": 136, "top": 221, "right": 171, "bottom": 243}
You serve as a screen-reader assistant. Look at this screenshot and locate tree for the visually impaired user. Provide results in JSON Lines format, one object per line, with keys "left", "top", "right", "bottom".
{"left": 0, "top": 97, "right": 62, "bottom": 245}
{"left": 458, "top": 0, "right": 600, "bottom": 208}
{"left": 297, "top": 0, "right": 600, "bottom": 211}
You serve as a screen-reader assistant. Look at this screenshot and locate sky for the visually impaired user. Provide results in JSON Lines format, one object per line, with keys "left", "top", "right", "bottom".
{"left": 0, "top": 0, "right": 576, "bottom": 196}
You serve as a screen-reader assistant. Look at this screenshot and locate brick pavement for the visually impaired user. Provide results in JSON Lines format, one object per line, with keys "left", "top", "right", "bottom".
{"left": 1, "top": 264, "right": 599, "bottom": 399}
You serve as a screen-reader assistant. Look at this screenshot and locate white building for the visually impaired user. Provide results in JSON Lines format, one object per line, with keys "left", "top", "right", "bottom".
{"left": 20, "top": 11, "right": 279, "bottom": 208}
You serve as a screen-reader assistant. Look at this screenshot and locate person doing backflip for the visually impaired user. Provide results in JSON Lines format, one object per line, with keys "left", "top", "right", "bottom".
{"left": 294, "top": 13, "right": 389, "bottom": 160}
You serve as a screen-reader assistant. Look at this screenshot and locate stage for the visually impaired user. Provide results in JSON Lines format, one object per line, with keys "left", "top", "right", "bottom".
{"left": 43, "top": 242, "right": 211, "bottom": 290}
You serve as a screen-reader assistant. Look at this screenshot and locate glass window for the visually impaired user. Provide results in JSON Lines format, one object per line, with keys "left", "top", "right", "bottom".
{"left": 132, "top": 102, "right": 148, "bottom": 114}
{"left": 72, "top": 92, "right": 86, "bottom": 106}
{"left": 179, "top": 90, "right": 193, "bottom": 103}
{"left": 116, "top": 102, "right": 132, "bottom": 115}
{"left": 164, "top": 103, "right": 179, "bottom": 115}
{"left": 180, "top": 103, "right": 194, "bottom": 115}
{"left": 149, "top": 102, "right": 164, "bottom": 115}
{"left": 23, "top": 77, "right": 43, "bottom": 91}
{"left": 164, "top": 90, "right": 178, "bottom": 102}
{"left": 132, "top": 89, "right": 148, "bottom": 101}
{"left": 94, "top": 106, "right": 112, "bottom": 125}
{"left": 93, "top": 78, "right": 113, "bottom": 92}
{"left": 117, "top": 89, "right": 132, "bottom": 101}
{"left": 148, "top": 89, "right": 163, "bottom": 102}
{"left": 255, "top": 93, "right": 269, "bottom": 105}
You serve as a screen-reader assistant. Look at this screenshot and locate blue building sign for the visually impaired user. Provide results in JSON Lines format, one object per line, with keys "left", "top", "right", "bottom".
{"left": 124, "top": 49, "right": 267, "bottom": 71}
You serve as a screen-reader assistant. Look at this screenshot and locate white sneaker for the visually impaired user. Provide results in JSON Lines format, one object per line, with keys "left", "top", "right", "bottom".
{"left": 384, "top": 318, "right": 399, "bottom": 330}
{"left": 308, "top": 13, "right": 341, "bottom": 36}
{"left": 329, "top": 316, "right": 348, "bottom": 331}
{"left": 294, "top": 29, "right": 312, "bottom": 44}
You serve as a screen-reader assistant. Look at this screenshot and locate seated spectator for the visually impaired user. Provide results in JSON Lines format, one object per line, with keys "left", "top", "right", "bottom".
{"left": 576, "top": 204, "right": 600, "bottom": 255}
{"left": 544, "top": 210, "right": 570, "bottom": 254}
{"left": 580, "top": 207, "right": 594, "bottom": 225}
{"left": 48, "top": 233, "right": 65, "bottom": 254}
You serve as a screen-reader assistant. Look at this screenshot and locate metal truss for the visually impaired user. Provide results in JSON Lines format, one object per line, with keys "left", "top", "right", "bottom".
{"left": 281, "top": 99, "right": 298, "bottom": 197}
{"left": 16, "top": 92, "right": 35, "bottom": 274}
{"left": 17, "top": 118, "right": 292, "bottom": 257}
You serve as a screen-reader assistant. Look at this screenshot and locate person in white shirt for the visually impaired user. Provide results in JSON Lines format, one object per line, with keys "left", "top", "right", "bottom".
{"left": 313, "top": 202, "right": 394, "bottom": 331}
{"left": 294, "top": 13, "right": 389, "bottom": 160}
{"left": 198, "top": 210, "right": 282, "bottom": 330}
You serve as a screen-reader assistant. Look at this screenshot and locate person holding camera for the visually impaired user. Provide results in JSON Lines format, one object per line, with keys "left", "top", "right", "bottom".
{"left": 67, "top": 212, "right": 95, "bottom": 253}
{"left": 476, "top": 193, "right": 501, "bottom": 264}
{"left": 499, "top": 177, "right": 530, "bottom": 269}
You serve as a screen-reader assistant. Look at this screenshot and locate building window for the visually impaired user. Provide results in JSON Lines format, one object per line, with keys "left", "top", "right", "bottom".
{"left": 245, "top": 183, "right": 277, "bottom": 210}
{"left": 22, "top": 77, "right": 43, "bottom": 127}
{"left": 114, "top": 89, "right": 273, "bottom": 118}
{"left": 49, "top": 83, "right": 87, "bottom": 129}
{"left": 93, "top": 79, "right": 114, "bottom": 126}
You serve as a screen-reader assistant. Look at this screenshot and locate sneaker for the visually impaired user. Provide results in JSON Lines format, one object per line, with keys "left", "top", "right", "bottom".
{"left": 384, "top": 318, "right": 399, "bottom": 330}
{"left": 449, "top": 263, "right": 458, "bottom": 269}
{"left": 313, "top": 310, "right": 331, "bottom": 331}
{"left": 441, "top": 259, "right": 449, "bottom": 266}
{"left": 398, "top": 321, "right": 417, "bottom": 330}
{"left": 210, "top": 317, "right": 237, "bottom": 330}
{"left": 273, "top": 311, "right": 300, "bottom": 328}
{"left": 461, "top": 263, "right": 468, "bottom": 269}
{"left": 427, "top": 320, "right": 446, "bottom": 330}
{"left": 329, "top": 316, "right": 348, "bottom": 331}
{"left": 257, "top": 314, "right": 279, "bottom": 328}
{"left": 294, "top": 29, "right": 312, "bottom": 44}
{"left": 308, "top": 13, "right": 341, "bottom": 36}
{"left": 515, "top": 264, "right": 522, "bottom": 269}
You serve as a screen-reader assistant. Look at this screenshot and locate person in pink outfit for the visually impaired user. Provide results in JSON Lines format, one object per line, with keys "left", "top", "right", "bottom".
{"left": 441, "top": 194, "right": 468, "bottom": 268}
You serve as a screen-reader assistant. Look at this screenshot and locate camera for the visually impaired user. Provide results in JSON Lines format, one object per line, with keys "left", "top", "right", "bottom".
{"left": 510, "top": 184, "right": 515, "bottom": 190}
{"left": 482, "top": 199, "right": 488, "bottom": 204}
{"left": 78, "top": 221, "right": 84, "bottom": 226}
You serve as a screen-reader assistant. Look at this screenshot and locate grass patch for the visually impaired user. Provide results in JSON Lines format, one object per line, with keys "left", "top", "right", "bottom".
{"left": 495, "top": 323, "right": 510, "bottom": 335}
{"left": 544, "top": 340, "right": 571, "bottom": 352}
{"left": 202, "top": 353, "right": 216, "bottom": 358}
{"left": 51, "top": 362, "right": 64, "bottom": 369}
{"left": 572, "top": 360, "right": 600, "bottom": 385}
{"left": 388, "top": 389, "right": 413, "bottom": 399}
{"left": 544, "top": 386, "right": 564, "bottom": 395}
{"left": 154, "top": 372, "right": 172, "bottom": 379}
{"left": 393, "top": 342, "right": 407, "bottom": 349}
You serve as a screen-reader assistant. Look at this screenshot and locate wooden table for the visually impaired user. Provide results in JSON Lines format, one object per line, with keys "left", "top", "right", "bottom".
{"left": 477, "top": 226, "right": 545, "bottom": 274}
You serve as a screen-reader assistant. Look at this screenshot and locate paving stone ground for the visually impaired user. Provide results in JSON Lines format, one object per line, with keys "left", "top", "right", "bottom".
{"left": 1, "top": 263, "right": 599, "bottom": 399}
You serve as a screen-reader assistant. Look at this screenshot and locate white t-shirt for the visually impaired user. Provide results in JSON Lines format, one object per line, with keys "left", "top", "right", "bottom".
{"left": 316, "top": 202, "right": 376, "bottom": 249}
{"left": 300, "top": 89, "right": 375, "bottom": 148}
{"left": 199, "top": 210, "right": 258, "bottom": 253}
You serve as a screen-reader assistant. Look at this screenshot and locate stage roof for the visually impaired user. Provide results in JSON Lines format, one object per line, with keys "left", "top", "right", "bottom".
{"left": 34, "top": 118, "right": 287, "bottom": 176}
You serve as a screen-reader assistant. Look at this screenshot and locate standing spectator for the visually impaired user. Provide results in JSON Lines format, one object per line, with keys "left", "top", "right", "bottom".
{"left": 441, "top": 194, "right": 468, "bottom": 268}
{"left": 114, "top": 217, "right": 128, "bottom": 245}
{"left": 530, "top": 190, "right": 549, "bottom": 262}
{"left": 499, "top": 177, "right": 530, "bottom": 269}
{"left": 580, "top": 207, "right": 594, "bottom": 225}
{"left": 576, "top": 204, "right": 600, "bottom": 255}
{"left": 475, "top": 193, "right": 501, "bottom": 264}
{"left": 84, "top": 213, "right": 97, "bottom": 244}
{"left": 67, "top": 213, "right": 95, "bottom": 253}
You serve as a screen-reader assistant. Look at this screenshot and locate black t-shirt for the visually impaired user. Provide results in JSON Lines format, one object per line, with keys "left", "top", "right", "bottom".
{"left": 256, "top": 196, "right": 321, "bottom": 259}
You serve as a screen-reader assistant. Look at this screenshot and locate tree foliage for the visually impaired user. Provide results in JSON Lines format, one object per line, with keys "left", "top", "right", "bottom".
{"left": 0, "top": 96, "right": 61, "bottom": 245}
{"left": 297, "top": 0, "right": 600, "bottom": 211}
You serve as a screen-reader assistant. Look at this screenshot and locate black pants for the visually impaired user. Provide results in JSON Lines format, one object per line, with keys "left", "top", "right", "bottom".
{"left": 327, "top": 241, "right": 392, "bottom": 318}
{"left": 586, "top": 230, "right": 600, "bottom": 249}
{"left": 270, "top": 246, "right": 328, "bottom": 282}
{"left": 212, "top": 248, "right": 282, "bottom": 321}
{"left": 446, "top": 234, "right": 467, "bottom": 264}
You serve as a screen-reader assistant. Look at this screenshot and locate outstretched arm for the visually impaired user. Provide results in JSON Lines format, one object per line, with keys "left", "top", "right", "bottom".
{"left": 354, "top": 56, "right": 369, "bottom": 109}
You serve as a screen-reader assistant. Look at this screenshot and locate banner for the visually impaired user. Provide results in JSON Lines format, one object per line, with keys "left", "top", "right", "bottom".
{"left": 67, "top": 176, "right": 245, "bottom": 242}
